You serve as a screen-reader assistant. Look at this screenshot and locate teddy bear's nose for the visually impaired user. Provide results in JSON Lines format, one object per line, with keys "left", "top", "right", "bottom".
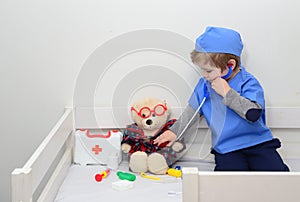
{"left": 146, "top": 119, "right": 153, "bottom": 125}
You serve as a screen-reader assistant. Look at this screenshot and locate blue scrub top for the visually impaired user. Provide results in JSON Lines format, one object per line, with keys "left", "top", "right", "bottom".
{"left": 189, "top": 67, "right": 273, "bottom": 154}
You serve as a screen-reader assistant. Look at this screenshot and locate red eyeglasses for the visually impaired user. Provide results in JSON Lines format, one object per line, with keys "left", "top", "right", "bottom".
{"left": 131, "top": 104, "right": 167, "bottom": 119}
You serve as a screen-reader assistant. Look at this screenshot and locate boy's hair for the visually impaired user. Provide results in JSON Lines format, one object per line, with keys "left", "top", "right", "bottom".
{"left": 190, "top": 50, "right": 241, "bottom": 73}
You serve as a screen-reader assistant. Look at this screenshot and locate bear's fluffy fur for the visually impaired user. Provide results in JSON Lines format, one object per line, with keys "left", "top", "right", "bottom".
{"left": 121, "top": 98, "right": 185, "bottom": 174}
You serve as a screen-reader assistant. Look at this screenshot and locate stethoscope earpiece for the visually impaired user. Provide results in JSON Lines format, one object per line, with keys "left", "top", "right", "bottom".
{"left": 221, "top": 66, "right": 233, "bottom": 79}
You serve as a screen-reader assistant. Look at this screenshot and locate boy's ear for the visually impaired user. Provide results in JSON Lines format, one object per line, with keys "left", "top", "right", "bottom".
{"left": 227, "top": 59, "right": 237, "bottom": 69}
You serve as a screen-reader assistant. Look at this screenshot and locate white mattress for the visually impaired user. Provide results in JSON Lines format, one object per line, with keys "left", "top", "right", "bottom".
{"left": 55, "top": 158, "right": 300, "bottom": 202}
{"left": 54, "top": 161, "right": 185, "bottom": 202}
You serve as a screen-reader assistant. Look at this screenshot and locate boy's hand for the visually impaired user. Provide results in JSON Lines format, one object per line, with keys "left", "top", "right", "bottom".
{"left": 211, "top": 77, "right": 231, "bottom": 97}
{"left": 154, "top": 130, "right": 177, "bottom": 147}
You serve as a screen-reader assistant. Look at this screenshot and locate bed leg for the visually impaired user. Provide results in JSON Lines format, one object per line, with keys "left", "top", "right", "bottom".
{"left": 11, "top": 168, "right": 32, "bottom": 202}
{"left": 182, "top": 167, "right": 198, "bottom": 202}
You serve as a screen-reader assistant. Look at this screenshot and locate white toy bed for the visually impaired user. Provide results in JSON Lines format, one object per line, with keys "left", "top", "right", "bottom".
{"left": 11, "top": 106, "right": 300, "bottom": 202}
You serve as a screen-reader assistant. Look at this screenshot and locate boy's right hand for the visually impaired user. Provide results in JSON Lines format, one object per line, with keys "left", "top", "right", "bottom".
{"left": 154, "top": 130, "right": 177, "bottom": 147}
{"left": 211, "top": 77, "right": 231, "bottom": 97}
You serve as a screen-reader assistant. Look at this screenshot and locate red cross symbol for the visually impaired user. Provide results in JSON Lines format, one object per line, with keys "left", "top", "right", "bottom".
{"left": 92, "top": 145, "right": 102, "bottom": 155}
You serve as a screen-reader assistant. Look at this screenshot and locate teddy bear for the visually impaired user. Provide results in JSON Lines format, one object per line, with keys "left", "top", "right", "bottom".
{"left": 121, "top": 98, "right": 185, "bottom": 174}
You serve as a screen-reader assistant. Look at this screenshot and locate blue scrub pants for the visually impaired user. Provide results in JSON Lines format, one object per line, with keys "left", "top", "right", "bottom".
{"left": 211, "top": 138, "right": 290, "bottom": 171}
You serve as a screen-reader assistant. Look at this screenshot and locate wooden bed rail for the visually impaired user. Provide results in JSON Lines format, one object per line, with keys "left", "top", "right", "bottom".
{"left": 11, "top": 108, "right": 74, "bottom": 202}
{"left": 182, "top": 168, "right": 300, "bottom": 202}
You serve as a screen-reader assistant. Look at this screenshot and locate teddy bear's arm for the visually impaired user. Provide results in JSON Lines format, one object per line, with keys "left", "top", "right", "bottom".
{"left": 122, "top": 134, "right": 137, "bottom": 145}
{"left": 171, "top": 140, "right": 186, "bottom": 153}
{"left": 121, "top": 128, "right": 143, "bottom": 153}
{"left": 122, "top": 128, "right": 142, "bottom": 146}
{"left": 121, "top": 143, "right": 131, "bottom": 153}
{"left": 121, "top": 133, "right": 134, "bottom": 153}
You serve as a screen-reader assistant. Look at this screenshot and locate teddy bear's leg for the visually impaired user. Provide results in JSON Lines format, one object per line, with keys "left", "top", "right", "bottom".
{"left": 148, "top": 153, "right": 169, "bottom": 175}
{"left": 129, "top": 151, "right": 148, "bottom": 173}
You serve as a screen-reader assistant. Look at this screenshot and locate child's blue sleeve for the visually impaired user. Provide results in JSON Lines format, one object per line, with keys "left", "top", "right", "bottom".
{"left": 241, "top": 77, "right": 265, "bottom": 109}
{"left": 188, "top": 78, "right": 206, "bottom": 113}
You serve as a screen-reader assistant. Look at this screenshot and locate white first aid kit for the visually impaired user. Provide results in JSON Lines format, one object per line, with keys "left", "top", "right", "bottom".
{"left": 74, "top": 129, "right": 122, "bottom": 168}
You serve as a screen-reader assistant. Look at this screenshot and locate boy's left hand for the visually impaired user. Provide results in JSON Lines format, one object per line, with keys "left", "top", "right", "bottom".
{"left": 211, "top": 77, "right": 231, "bottom": 97}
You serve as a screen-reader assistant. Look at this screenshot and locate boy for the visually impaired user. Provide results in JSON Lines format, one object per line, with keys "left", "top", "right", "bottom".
{"left": 154, "top": 26, "right": 289, "bottom": 171}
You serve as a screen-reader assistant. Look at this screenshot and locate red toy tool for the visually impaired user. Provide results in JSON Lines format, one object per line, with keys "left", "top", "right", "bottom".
{"left": 95, "top": 169, "right": 111, "bottom": 182}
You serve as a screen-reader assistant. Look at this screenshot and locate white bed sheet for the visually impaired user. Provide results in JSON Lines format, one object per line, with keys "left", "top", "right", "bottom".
{"left": 55, "top": 158, "right": 300, "bottom": 202}
{"left": 55, "top": 161, "right": 184, "bottom": 202}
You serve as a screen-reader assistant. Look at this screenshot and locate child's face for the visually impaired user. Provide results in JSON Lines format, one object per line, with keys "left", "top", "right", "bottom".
{"left": 197, "top": 59, "right": 234, "bottom": 82}
{"left": 198, "top": 64, "right": 222, "bottom": 82}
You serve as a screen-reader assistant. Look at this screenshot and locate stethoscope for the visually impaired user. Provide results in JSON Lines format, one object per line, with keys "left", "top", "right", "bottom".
{"left": 176, "top": 66, "right": 232, "bottom": 140}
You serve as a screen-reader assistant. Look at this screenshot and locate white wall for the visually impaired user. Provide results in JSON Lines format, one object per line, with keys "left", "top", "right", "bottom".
{"left": 1, "top": 0, "right": 299, "bottom": 201}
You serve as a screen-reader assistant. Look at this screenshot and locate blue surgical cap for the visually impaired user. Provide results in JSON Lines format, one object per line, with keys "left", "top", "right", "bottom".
{"left": 195, "top": 26, "right": 243, "bottom": 57}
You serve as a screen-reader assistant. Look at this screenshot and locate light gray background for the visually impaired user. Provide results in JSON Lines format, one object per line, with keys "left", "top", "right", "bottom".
{"left": 1, "top": 0, "right": 300, "bottom": 201}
